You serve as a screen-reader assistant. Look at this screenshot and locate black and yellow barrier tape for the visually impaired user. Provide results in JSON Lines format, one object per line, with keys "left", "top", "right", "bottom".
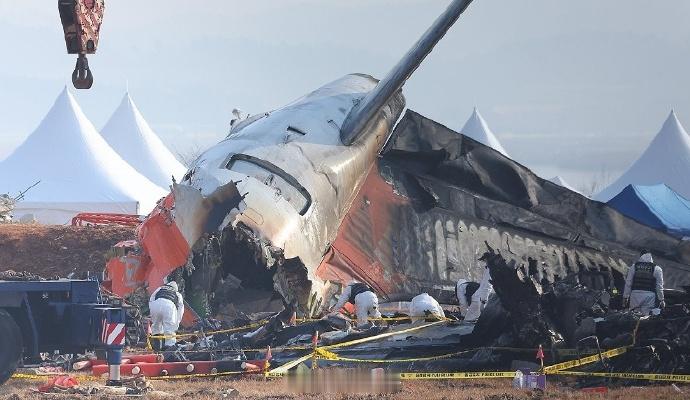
{"left": 147, "top": 370, "right": 248, "bottom": 380}
{"left": 314, "top": 348, "right": 476, "bottom": 363}
{"left": 323, "top": 320, "right": 446, "bottom": 350}
{"left": 552, "top": 370, "right": 690, "bottom": 383}
{"left": 148, "top": 321, "right": 268, "bottom": 340}
{"left": 543, "top": 346, "right": 628, "bottom": 373}
{"left": 400, "top": 371, "right": 517, "bottom": 380}
{"left": 147, "top": 316, "right": 449, "bottom": 341}
{"left": 266, "top": 320, "right": 446, "bottom": 376}
{"left": 11, "top": 373, "right": 102, "bottom": 381}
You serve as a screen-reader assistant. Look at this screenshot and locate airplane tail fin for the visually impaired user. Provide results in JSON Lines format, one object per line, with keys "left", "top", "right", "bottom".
{"left": 339, "top": 0, "right": 476, "bottom": 145}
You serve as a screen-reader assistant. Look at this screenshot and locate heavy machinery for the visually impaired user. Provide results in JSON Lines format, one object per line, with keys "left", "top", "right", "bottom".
{"left": 58, "top": 0, "right": 105, "bottom": 89}
{"left": 0, "top": 279, "right": 128, "bottom": 385}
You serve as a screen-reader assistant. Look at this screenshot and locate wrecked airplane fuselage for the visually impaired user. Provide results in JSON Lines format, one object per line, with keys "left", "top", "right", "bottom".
{"left": 105, "top": 0, "right": 690, "bottom": 324}
{"left": 180, "top": 74, "right": 404, "bottom": 315}
{"left": 105, "top": 0, "right": 478, "bottom": 319}
{"left": 105, "top": 75, "right": 405, "bottom": 317}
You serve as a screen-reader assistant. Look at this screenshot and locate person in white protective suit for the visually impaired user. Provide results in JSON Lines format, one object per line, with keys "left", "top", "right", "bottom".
{"left": 456, "top": 264, "right": 493, "bottom": 322}
{"left": 149, "top": 281, "right": 184, "bottom": 350}
{"left": 409, "top": 293, "right": 445, "bottom": 320}
{"left": 456, "top": 278, "right": 478, "bottom": 316}
{"left": 623, "top": 250, "right": 665, "bottom": 315}
{"left": 330, "top": 282, "right": 382, "bottom": 326}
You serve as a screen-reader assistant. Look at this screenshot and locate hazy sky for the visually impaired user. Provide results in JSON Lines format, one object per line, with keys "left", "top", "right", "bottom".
{"left": 1, "top": 0, "right": 689, "bottom": 192}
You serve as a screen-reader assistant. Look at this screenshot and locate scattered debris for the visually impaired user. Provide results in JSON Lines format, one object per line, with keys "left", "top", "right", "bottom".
{"left": 0, "top": 270, "right": 56, "bottom": 281}
{"left": 476, "top": 243, "right": 690, "bottom": 384}
{"left": 36, "top": 375, "right": 156, "bottom": 396}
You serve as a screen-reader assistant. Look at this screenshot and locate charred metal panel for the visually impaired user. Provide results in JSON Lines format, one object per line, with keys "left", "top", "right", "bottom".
{"left": 318, "top": 110, "right": 690, "bottom": 303}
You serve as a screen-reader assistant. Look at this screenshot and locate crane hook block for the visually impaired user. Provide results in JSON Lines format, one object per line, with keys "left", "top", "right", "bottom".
{"left": 58, "top": 0, "right": 105, "bottom": 89}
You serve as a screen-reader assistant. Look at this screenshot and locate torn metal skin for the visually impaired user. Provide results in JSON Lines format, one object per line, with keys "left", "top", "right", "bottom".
{"left": 318, "top": 110, "right": 690, "bottom": 306}
{"left": 105, "top": 74, "right": 405, "bottom": 319}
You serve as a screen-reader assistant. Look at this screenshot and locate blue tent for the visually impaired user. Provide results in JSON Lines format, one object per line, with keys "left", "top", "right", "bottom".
{"left": 607, "top": 184, "right": 690, "bottom": 238}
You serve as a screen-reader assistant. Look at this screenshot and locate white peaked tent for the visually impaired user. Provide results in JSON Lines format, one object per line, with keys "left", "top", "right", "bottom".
{"left": 101, "top": 93, "right": 186, "bottom": 188}
{"left": 0, "top": 88, "right": 166, "bottom": 224}
{"left": 595, "top": 110, "right": 690, "bottom": 202}
{"left": 460, "top": 107, "right": 509, "bottom": 157}
{"left": 549, "top": 176, "right": 581, "bottom": 194}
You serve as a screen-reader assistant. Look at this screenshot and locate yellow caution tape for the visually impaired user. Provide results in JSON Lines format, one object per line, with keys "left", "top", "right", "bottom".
{"left": 314, "top": 349, "right": 478, "bottom": 364}
{"left": 12, "top": 370, "right": 251, "bottom": 382}
{"left": 543, "top": 346, "right": 628, "bottom": 373}
{"left": 148, "top": 370, "right": 248, "bottom": 380}
{"left": 11, "top": 373, "right": 103, "bottom": 382}
{"left": 266, "top": 320, "right": 446, "bottom": 376}
{"left": 269, "top": 321, "right": 443, "bottom": 374}
{"left": 323, "top": 320, "right": 445, "bottom": 350}
{"left": 400, "top": 371, "right": 517, "bottom": 380}
{"left": 265, "top": 371, "right": 288, "bottom": 378}
{"left": 150, "top": 316, "right": 447, "bottom": 341}
{"left": 11, "top": 373, "right": 51, "bottom": 380}
{"left": 148, "top": 321, "right": 267, "bottom": 340}
{"left": 551, "top": 370, "right": 690, "bottom": 383}
{"left": 265, "top": 353, "right": 314, "bottom": 377}
{"left": 314, "top": 348, "right": 340, "bottom": 361}
{"left": 319, "top": 347, "right": 605, "bottom": 364}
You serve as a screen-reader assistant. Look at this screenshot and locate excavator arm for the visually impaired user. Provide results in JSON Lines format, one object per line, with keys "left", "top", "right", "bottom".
{"left": 58, "top": 0, "right": 105, "bottom": 89}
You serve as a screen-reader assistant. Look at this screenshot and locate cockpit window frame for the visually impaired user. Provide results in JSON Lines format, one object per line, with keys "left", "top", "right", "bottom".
{"left": 225, "top": 153, "right": 312, "bottom": 216}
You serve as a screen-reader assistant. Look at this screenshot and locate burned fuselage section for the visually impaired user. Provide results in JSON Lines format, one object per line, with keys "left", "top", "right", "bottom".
{"left": 318, "top": 110, "right": 690, "bottom": 306}
{"left": 107, "top": 106, "right": 690, "bottom": 324}
{"left": 171, "top": 74, "right": 405, "bottom": 317}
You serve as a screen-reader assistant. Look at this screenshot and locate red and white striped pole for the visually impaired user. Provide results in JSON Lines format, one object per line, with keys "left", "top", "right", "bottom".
{"left": 101, "top": 308, "right": 127, "bottom": 386}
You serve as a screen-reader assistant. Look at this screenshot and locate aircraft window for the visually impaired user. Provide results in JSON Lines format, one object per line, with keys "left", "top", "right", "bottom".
{"left": 226, "top": 154, "right": 312, "bottom": 215}
{"left": 286, "top": 126, "right": 307, "bottom": 135}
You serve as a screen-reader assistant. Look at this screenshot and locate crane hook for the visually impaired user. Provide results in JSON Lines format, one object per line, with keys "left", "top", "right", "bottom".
{"left": 72, "top": 54, "right": 93, "bottom": 89}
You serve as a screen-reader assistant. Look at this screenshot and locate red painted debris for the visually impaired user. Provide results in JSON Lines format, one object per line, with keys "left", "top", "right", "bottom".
{"left": 582, "top": 387, "right": 608, "bottom": 394}
{"left": 38, "top": 375, "right": 80, "bottom": 393}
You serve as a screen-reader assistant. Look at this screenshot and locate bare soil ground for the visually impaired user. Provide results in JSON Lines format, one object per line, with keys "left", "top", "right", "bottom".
{"left": 0, "top": 224, "right": 135, "bottom": 279}
{"left": 1, "top": 376, "right": 688, "bottom": 399}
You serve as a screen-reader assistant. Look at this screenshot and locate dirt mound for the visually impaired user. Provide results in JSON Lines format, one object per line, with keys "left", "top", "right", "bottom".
{"left": 0, "top": 224, "right": 135, "bottom": 279}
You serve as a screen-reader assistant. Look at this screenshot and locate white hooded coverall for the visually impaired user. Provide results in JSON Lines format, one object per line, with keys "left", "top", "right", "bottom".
{"left": 332, "top": 282, "right": 382, "bottom": 325}
{"left": 409, "top": 293, "right": 445, "bottom": 320}
{"left": 623, "top": 253, "right": 664, "bottom": 315}
{"left": 149, "top": 282, "right": 185, "bottom": 347}
{"left": 457, "top": 266, "right": 493, "bottom": 322}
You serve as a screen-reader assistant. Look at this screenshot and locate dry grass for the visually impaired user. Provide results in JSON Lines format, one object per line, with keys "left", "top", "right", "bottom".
{"left": 1, "top": 376, "right": 687, "bottom": 400}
